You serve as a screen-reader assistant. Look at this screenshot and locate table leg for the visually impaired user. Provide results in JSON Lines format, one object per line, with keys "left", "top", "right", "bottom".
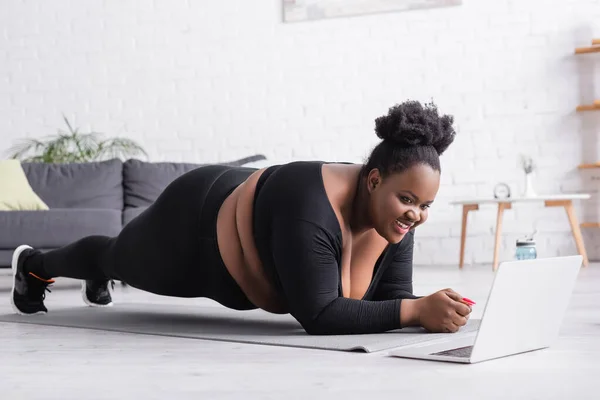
{"left": 493, "top": 202, "right": 512, "bottom": 271}
{"left": 545, "top": 200, "right": 589, "bottom": 267}
{"left": 459, "top": 204, "right": 479, "bottom": 268}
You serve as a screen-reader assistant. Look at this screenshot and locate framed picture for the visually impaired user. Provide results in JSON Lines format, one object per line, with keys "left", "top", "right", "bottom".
{"left": 283, "top": 0, "right": 462, "bottom": 22}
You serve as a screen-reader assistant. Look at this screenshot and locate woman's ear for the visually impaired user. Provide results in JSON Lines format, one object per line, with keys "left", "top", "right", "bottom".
{"left": 367, "top": 169, "right": 381, "bottom": 193}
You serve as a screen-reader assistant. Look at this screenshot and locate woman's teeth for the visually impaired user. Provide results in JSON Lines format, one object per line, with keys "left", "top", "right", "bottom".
{"left": 396, "top": 220, "right": 410, "bottom": 229}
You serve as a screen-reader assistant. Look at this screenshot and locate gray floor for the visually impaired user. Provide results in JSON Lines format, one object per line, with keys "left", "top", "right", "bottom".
{"left": 1, "top": 263, "right": 599, "bottom": 400}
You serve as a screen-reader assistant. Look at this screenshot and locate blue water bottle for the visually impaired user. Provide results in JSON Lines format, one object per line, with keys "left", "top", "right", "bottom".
{"left": 515, "top": 235, "right": 537, "bottom": 260}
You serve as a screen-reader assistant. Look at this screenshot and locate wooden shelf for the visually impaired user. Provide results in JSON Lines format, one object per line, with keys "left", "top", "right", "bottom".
{"left": 581, "top": 222, "right": 600, "bottom": 228}
{"left": 576, "top": 103, "right": 600, "bottom": 111}
{"left": 578, "top": 162, "right": 600, "bottom": 169}
{"left": 577, "top": 40, "right": 600, "bottom": 232}
{"left": 575, "top": 46, "right": 600, "bottom": 54}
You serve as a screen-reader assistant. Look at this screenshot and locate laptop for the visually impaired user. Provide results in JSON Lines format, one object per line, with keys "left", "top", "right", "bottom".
{"left": 389, "top": 255, "right": 583, "bottom": 364}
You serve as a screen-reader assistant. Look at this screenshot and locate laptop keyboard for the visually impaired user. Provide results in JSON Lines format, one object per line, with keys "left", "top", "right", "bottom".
{"left": 431, "top": 345, "right": 474, "bottom": 358}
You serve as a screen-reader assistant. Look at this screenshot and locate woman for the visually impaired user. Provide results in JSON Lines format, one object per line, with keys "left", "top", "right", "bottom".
{"left": 11, "top": 100, "right": 472, "bottom": 335}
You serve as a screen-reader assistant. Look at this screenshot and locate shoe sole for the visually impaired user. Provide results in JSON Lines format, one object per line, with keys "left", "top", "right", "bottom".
{"left": 81, "top": 281, "right": 114, "bottom": 308}
{"left": 10, "top": 244, "right": 46, "bottom": 316}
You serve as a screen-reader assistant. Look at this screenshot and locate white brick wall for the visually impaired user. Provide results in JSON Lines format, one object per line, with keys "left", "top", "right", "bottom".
{"left": 2, "top": 0, "right": 600, "bottom": 265}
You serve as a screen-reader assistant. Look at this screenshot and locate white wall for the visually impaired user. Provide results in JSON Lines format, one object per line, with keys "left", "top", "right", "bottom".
{"left": 2, "top": 0, "right": 600, "bottom": 265}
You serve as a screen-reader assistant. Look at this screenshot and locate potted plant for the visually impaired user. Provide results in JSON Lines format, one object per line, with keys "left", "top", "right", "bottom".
{"left": 520, "top": 154, "right": 536, "bottom": 198}
{"left": 6, "top": 116, "right": 147, "bottom": 163}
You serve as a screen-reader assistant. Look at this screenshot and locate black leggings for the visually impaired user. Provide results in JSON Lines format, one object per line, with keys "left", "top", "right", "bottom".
{"left": 26, "top": 165, "right": 257, "bottom": 311}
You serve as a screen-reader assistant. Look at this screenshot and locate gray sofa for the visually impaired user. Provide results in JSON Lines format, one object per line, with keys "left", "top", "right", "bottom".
{"left": 0, "top": 155, "right": 266, "bottom": 267}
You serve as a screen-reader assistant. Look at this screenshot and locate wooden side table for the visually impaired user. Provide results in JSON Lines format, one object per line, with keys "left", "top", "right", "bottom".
{"left": 450, "top": 194, "right": 591, "bottom": 271}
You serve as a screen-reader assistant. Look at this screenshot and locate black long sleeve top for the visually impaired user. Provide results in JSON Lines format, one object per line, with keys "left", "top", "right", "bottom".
{"left": 252, "top": 161, "right": 419, "bottom": 335}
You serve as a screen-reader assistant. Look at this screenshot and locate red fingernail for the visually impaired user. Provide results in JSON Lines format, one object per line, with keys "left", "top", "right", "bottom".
{"left": 463, "top": 297, "right": 476, "bottom": 305}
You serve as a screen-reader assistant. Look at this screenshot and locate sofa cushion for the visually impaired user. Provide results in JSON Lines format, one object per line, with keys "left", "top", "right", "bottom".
{"left": 21, "top": 159, "right": 123, "bottom": 209}
{"left": 0, "top": 159, "right": 49, "bottom": 211}
{"left": 0, "top": 209, "right": 122, "bottom": 248}
{"left": 123, "top": 155, "right": 266, "bottom": 208}
{"left": 123, "top": 206, "right": 148, "bottom": 226}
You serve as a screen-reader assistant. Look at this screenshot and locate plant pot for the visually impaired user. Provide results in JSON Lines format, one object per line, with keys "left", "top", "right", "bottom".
{"left": 523, "top": 173, "right": 537, "bottom": 198}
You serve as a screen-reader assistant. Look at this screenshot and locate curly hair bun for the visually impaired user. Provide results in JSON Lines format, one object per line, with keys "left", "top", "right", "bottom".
{"left": 374, "top": 100, "right": 456, "bottom": 155}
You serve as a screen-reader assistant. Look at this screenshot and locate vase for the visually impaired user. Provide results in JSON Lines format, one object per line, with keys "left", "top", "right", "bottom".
{"left": 523, "top": 172, "right": 537, "bottom": 197}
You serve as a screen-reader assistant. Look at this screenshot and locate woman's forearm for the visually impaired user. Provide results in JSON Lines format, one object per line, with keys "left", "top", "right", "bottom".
{"left": 298, "top": 297, "right": 402, "bottom": 335}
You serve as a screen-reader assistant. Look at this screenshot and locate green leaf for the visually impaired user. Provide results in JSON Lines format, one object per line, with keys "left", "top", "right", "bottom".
{"left": 5, "top": 116, "right": 148, "bottom": 163}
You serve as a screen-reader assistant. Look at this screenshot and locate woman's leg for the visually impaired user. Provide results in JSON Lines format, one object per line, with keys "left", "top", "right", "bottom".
{"left": 22, "top": 165, "right": 241, "bottom": 296}
{"left": 25, "top": 236, "right": 116, "bottom": 281}
{"left": 12, "top": 164, "right": 259, "bottom": 315}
